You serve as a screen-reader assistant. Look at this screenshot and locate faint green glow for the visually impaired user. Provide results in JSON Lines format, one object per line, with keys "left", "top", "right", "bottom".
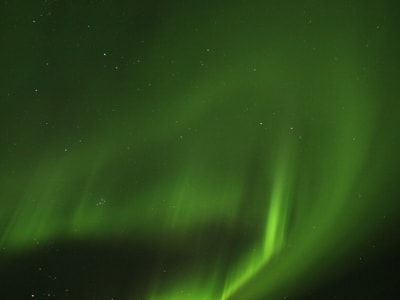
{"left": 147, "top": 268, "right": 221, "bottom": 300}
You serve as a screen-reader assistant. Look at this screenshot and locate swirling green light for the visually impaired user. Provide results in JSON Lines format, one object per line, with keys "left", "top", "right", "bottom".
{"left": 1, "top": 1, "right": 398, "bottom": 299}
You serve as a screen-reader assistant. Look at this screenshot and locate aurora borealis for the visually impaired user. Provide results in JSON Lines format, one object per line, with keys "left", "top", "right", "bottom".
{"left": 1, "top": 0, "right": 400, "bottom": 299}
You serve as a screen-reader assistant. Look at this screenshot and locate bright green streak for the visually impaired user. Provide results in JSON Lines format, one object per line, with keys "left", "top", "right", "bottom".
{"left": 222, "top": 147, "right": 293, "bottom": 300}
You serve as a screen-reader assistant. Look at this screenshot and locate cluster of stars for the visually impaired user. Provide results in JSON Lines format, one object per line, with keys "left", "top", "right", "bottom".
{"left": 96, "top": 197, "right": 106, "bottom": 207}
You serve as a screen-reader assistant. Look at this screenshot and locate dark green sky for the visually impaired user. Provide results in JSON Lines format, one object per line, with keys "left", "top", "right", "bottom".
{"left": 1, "top": 0, "right": 399, "bottom": 299}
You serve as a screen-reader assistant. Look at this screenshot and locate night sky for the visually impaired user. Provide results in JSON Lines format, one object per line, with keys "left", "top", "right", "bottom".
{"left": 1, "top": 0, "right": 400, "bottom": 299}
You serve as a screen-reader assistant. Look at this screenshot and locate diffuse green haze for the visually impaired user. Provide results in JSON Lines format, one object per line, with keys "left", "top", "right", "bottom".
{"left": 1, "top": 0, "right": 399, "bottom": 299}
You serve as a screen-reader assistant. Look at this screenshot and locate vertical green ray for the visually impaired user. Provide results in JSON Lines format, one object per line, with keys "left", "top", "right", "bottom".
{"left": 222, "top": 140, "right": 294, "bottom": 300}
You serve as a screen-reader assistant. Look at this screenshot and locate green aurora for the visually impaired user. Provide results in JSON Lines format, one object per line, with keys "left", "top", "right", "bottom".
{"left": 1, "top": 0, "right": 399, "bottom": 299}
